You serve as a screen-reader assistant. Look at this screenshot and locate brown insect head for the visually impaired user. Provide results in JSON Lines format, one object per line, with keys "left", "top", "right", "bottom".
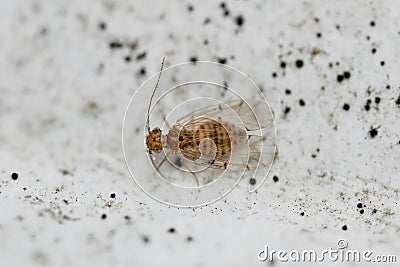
{"left": 146, "top": 127, "right": 163, "bottom": 154}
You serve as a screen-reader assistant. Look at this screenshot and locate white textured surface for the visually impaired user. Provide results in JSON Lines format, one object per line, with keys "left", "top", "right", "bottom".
{"left": 0, "top": 0, "right": 399, "bottom": 266}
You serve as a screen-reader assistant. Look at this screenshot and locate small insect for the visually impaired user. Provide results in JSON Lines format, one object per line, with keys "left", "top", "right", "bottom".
{"left": 145, "top": 58, "right": 275, "bottom": 185}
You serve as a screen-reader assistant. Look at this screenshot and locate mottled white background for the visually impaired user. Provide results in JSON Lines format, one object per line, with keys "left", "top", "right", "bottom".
{"left": 0, "top": 0, "right": 399, "bottom": 266}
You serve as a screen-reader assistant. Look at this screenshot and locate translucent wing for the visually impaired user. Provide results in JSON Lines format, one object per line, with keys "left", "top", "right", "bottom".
{"left": 173, "top": 100, "right": 275, "bottom": 171}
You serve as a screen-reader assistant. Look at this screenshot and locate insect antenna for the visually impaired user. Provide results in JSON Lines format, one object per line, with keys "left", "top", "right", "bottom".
{"left": 146, "top": 57, "right": 166, "bottom": 133}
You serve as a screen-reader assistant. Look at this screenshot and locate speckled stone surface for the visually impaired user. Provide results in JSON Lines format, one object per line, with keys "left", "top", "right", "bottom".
{"left": 1, "top": 1, "right": 399, "bottom": 266}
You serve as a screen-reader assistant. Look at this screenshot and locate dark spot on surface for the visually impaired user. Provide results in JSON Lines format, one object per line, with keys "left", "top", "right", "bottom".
{"left": 220, "top": 2, "right": 226, "bottom": 9}
{"left": 295, "top": 59, "right": 304, "bottom": 68}
{"left": 316, "top": 32, "right": 322, "bottom": 38}
{"left": 136, "top": 52, "right": 147, "bottom": 60}
{"left": 235, "top": 15, "right": 244, "bottom": 27}
{"left": 299, "top": 99, "right": 305, "bottom": 106}
{"left": 273, "top": 175, "right": 279, "bottom": 182}
{"left": 365, "top": 99, "right": 371, "bottom": 111}
{"left": 139, "top": 67, "right": 146, "bottom": 75}
{"left": 101, "top": 214, "right": 107, "bottom": 220}
{"left": 223, "top": 10, "right": 230, "bottom": 17}
{"left": 110, "top": 193, "right": 116, "bottom": 198}
{"left": 370, "top": 21, "right": 375, "bottom": 27}
{"left": 141, "top": 235, "right": 150, "bottom": 243}
{"left": 187, "top": 5, "right": 194, "bottom": 12}
{"left": 167, "top": 228, "right": 176, "bottom": 233}
{"left": 371, "top": 48, "right": 376, "bottom": 54}
{"left": 249, "top": 178, "right": 256, "bottom": 185}
{"left": 372, "top": 209, "right": 377, "bottom": 214}
{"left": 186, "top": 236, "right": 193, "bottom": 242}
{"left": 11, "top": 172, "right": 19, "bottom": 180}
{"left": 314, "top": 17, "right": 320, "bottom": 23}
{"left": 203, "top": 39, "right": 209, "bottom": 45}
{"left": 396, "top": 95, "right": 400, "bottom": 106}
{"left": 343, "top": 71, "right": 351, "bottom": 79}
{"left": 386, "top": 85, "right": 390, "bottom": 89}
{"left": 218, "top": 57, "right": 227, "bottom": 64}
{"left": 374, "top": 97, "right": 381, "bottom": 104}
{"left": 300, "top": 212, "right": 305, "bottom": 216}
{"left": 342, "top": 103, "right": 350, "bottom": 111}
{"left": 284, "top": 106, "right": 291, "bottom": 114}
{"left": 380, "top": 61, "right": 385, "bottom": 66}
{"left": 357, "top": 203, "right": 363, "bottom": 208}
{"left": 342, "top": 225, "right": 348, "bottom": 231}
{"left": 359, "top": 209, "right": 365, "bottom": 214}
{"left": 109, "top": 41, "right": 123, "bottom": 49}
{"left": 280, "top": 61, "right": 286, "bottom": 68}
{"left": 98, "top": 22, "right": 107, "bottom": 31}
{"left": 175, "top": 158, "right": 182, "bottom": 167}
{"left": 285, "top": 89, "right": 291, "bottom": 95}
{"left": 204, "top": 17, "right": 211, "bottom": 24}
{"left": 190, "top": 56, "right": 197, "bottom": 63}
{"left": 124, "top": 55, "right": 131, "bottom": 62}
{"left": 272, "top": 72, "right": 277, "bottom": 78}
{"left": 337, "top": 74, "right": 344, "bottom": 83}
{"left": 124, "top": 215, "right": 131, "bottom": 220}
{"left": 369, "top": 127, "right": 378, "bottom": 138}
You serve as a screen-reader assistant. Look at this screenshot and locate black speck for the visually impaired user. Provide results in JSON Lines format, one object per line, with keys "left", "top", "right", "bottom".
{"left": 369, "top": 127, "right": 378, "bottom": 138}
{"left": 285, "top": 89, "right": 291, "bottom": 95}
{"left": 365, "top": 99, "right": 371, "bottom": 111}
{"left": 109, "top": 41, "right": 123, "bottom": 49}
{"left": 223, "top": 10, "right": 230, "bottom": 17}
{"left": 220, "top": 2, "right": 226, "bottom": 9}
{"left": 204, "top": 17, "right": 211, "bottom": 24}
{"left": 386, "top": 85, "right": 390, "bottom": 89}
{"left": 342, "top": 225, "right": 348, "bottom": 231}
{"left": 141, "top": 235, "right": 150, "bottom": 243}
{"left": 272, "top": 72, "right": 277, "bottom": 78}
{"left": 186, "top": 236, "right": 193, "bottom": 242}
{"left": 175, "top": 158, "right": 182, "bottom": 168}
{"left": 343, "top": 71, "right": 351, "bottom": 79}
{"left": 374, "top": 97, "right": 381, "bottom": 104}
{"left": 101, "top": 214, "right": 107, "bottom": 220}
{"left": 316, "top": 32, "right": 322, "bottom": 38}
{"left": 280, "top": 61, "right": 286, "bottom": 68}
{"left": 168, "top": 228, "right": 176, "bottom": 234}
{"left": 299, "top": 99, "right": 305, "bottom": 106}
{"left": 11, "top": 172, "right": 19, "bottom": 180}
{"left": 235, "top": 15, "right": 244, "bottom": 27}
{"left": 380, "top": 61, "right": 385, "bottom": 66}
{"left": 396, "top": 95, "right": 400, "bottom": 106}
{"left": 284, "top": 106, "right": 291, "bottom": 114}
{"left": 249, "top": 178, "right": 256, "bottom": 185}
{"left": 372, "top": 209, "right": 377, "bottom": 214}
{"left": 139, "top": 67, "right": 146, "bottom": 75}
{"left": 337, "top": 74, "right": 344, "bottom": 83}
{"left": 342, "top": 103, "right": 350, "bottom": 111}
{"left": 357, "top": 203, "right": 363, "bottom": 208}
{"left": 124, "top": 215, "right": 131, "bottom": 220}
{"left": 371, "top": 48, "right": 376, "bottom": 54}
{"left": 218, "top": 57, "right": 227, "bottom": 64}
{"left": 273, "top": 175, "right": 279, "bottom": 182}
{"left": 187, "top": 5, "right": 194, "bottom": 12}
{"left": 295, "top": 59, "right": 304, "bottom": 68}
{"left": 136, "top": 51, "right": 147, "bottom": 60}
{"left": 124, "top": 55, "right": 131, "bottom": 62}
{"left": 190, "top": 56, "right": 198, "bottom": 63}
{"left": 98, "top": 22, "right": 107, "bottom": 31}
{"left": 300, "top": 212, "right": 305, "bottom": 216}
{"left": 203, "top": 39, "right": 209, "bottom": 45}
{"left": 370, "top": 21, "right": 375, "bottom": 27}
{"left": 110, "top": 193, "right": 116, "bottom": 198}
{"left": 359, "top": 209, "right": 364, "bottom": 214}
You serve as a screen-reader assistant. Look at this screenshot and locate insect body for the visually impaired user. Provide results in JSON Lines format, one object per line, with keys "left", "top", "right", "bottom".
{"left": 146, "top": 116, "right": 247, "bottom": 168}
